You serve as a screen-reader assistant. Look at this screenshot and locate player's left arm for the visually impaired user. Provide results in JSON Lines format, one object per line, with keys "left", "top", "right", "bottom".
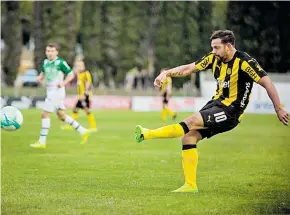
{"left": 242, "top": 58, "right": 288, "bottom": 125}
{"left": 60, "top": 60, "right": 75, "bottom": 87}
{"left": 258, "top": 76, "right": 288, "bottom": 126}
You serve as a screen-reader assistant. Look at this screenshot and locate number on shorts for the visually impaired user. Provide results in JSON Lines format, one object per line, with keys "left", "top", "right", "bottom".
{"left": 214, "top": 111, "right": 227, "bottom": 123}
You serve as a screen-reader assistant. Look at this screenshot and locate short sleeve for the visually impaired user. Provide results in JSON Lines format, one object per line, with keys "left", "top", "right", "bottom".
{"left": 241, "top": 58, "right": 267, "bottom": 83}
{"left": 60, "top": 60, "right": 72, "bottom": 75}
{"left": 195, "top": 53, "right": 215, "bottom": 71}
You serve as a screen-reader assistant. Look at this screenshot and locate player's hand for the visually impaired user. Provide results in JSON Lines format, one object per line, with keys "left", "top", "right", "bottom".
{"left": 57, "top": 82, "right": 64, "bottom": 88}
{"left": 36, "top": 76, "right": 43, "bottom": 84}
{"left": 154, "top": 72, "right": 167, "bottom": 88}
{"left": 276, "top": 107, "right": 289, "bottom": 126}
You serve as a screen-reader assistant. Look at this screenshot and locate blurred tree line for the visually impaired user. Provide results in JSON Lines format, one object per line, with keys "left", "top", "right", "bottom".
{"left": 1, "top": 1, "right": 289, "bottom": 88}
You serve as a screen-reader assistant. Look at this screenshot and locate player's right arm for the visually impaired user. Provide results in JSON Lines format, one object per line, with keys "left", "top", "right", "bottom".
{"left": 154, "top": 53, "right": 214, "bottom": 88}
{"left": 36, "top": 63, "right": 45, "bottom": 84}
{"left": 36, "top": 72, "right": 44, "bottom": 83}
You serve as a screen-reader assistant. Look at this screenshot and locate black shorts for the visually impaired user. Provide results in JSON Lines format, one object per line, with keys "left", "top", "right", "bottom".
{"left": 75, "top": 95, "right": 91, "bottom": 109}
{"left": 197, "top": 100, "right": 239, "bottom": 139}
{"left": 163, "top": 92, "right": 168, "bottom": 104}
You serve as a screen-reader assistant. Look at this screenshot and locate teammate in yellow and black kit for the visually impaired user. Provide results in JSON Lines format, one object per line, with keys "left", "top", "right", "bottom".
{"left": 160, "top": 69, "right": 177, "bottom": 121}
{"left": 135, "top": 30, "right": 288, "bottom": 193}
{"left": 61, "top": 60, "right": 97, "bottom": 131}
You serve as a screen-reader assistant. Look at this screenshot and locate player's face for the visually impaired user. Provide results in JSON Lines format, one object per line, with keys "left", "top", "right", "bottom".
{"left": 75, "top": 61, "right": 85, "bottom": 73}
{"left": 211, "top": 39, "right": 228, "bottom": 62}
{"left": 45, "top": 46, "right": 58, "bottom": 61}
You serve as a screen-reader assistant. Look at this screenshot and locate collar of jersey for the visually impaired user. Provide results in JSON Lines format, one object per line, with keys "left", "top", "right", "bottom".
{"left": 224, "top": 50, "right": 238, "bottom": 64}
{"left": 47, "top": 56, "right": 58, "bottom": 63}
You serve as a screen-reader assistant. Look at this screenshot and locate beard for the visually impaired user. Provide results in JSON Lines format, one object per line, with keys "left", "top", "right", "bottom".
{"left": 216, "top": 54, "right": 228, "bottom": 63}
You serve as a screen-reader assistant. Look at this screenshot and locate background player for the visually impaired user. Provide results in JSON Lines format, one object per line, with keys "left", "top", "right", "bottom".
{"left": 61, "top": 60, "right": 97, "bottom": 132}
{"left": 159, "top": 68, "right": 177, "bottom": 121}
{"left": 135, "top": 30, "right": 289, "bottom": 193}
{"left": 30, "top": 43, "right": 91, "bottom": 149}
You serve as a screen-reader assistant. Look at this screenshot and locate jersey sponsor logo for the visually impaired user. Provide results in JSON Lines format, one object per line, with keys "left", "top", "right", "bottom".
{"left": 216, "top": 78, "right": 230, "bottom": 88}
{"left": 244, "top": 66, "right": 258, "bottom": 80}
{"left": 226, "top": 68, "right": 232, "bottom": 75}
{"left": 200, "top": 57, "right": 209, "bottom": 68}
{"left": 240, "top": 82, "right": 251, "bottom": 108}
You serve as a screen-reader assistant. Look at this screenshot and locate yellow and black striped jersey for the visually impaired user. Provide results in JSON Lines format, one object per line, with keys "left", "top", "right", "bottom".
{"left": 161, "top": 77, "right": 172, "bottom": 94}
{"left": 195, "top": 51, "right": 267, "bottom": 116}
{"left": 77, "top": 71, "right": 93, "bottom": 99}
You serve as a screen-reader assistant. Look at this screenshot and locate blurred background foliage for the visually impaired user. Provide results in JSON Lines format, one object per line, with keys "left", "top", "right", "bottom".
{"left": 1, "top": 1, "right": 290, "bottom": 90}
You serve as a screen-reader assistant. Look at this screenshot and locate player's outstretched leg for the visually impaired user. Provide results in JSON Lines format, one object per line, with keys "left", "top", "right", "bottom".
{"left": 135, "top": 122, "right": 189, "bottom": 143}
{"left": 135, "top": 113, "right": 204, "bottom": 143}
{"left": 135, "top": 125, "right": 146, "bottom": 143}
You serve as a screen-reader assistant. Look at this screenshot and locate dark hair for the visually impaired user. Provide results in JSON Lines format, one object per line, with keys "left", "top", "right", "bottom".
{"left": 210, "top": 30, "right": 235, "bottom": 46}
{"left": 47, "top": 42, "right": 60, "bottom": 51}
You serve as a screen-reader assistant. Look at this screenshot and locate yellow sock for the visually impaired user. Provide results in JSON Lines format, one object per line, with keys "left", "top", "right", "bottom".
{"left": 72, "top": 112, "right": 78, "bottom": 120}
{"left": 161, "top": 108, "right": 167, "bottom": 120}
{"left": 144, "top": 123, "right": 187, "bottom": 140}
{"left": 182, "top": 146, "right": 198, "bottom": 189}
{"left": 87, "top": 112, "right": 97, "bottom": 129}
{"left": 165, "top": 107, "right": 175, "bottom": 117}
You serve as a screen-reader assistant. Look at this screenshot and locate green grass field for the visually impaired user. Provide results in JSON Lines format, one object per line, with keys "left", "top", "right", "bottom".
{"left": 1, "top": 110, "right": 290, "bottom": 215}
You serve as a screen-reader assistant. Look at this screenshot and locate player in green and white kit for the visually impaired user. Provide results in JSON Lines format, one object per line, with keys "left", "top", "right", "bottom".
{"left": 30, "top": 43, "right": 91, "bottom": 148}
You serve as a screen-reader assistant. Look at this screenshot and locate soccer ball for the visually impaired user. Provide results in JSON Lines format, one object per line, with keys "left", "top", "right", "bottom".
{"left": 1, "top": 106, "right": 24, "bottom": 131}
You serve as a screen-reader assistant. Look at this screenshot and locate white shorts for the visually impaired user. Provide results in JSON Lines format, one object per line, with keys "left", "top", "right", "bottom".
{"left": 42, "top": 88, "right": 66, "bottom": 113}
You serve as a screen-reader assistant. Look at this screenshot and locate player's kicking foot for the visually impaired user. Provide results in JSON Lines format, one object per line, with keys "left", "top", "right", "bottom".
{"left": 30, "top": 141, "right": 46, "bottom": 149}
{"left": 171, "top": 184, "right": 198, "bottom": 193}
{"left": 80, "top": 130, "right": 91, "bottom": 144}
{"left": 135, "top": 125, "right": 149, "bottom": 143}
{"left": 60, "top": 125, "right": 73, "bottom": 130}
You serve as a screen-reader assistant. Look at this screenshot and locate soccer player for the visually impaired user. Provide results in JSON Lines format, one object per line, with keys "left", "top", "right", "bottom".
{"left": 159, "top": 68, "right": 177, "bottom": 121}
{"left": 61, "top": 60, "right": 97, "bottom": 131}
{"left": 30, "top": 43, "right": 91, "bottom": 149}
{"left": 135, "top": 30, "right": 289, "bottom": 192}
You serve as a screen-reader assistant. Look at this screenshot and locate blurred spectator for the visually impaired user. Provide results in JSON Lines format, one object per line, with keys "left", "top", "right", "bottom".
{"left": 125, "top": 67, "right": 139, "bottom": 92}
